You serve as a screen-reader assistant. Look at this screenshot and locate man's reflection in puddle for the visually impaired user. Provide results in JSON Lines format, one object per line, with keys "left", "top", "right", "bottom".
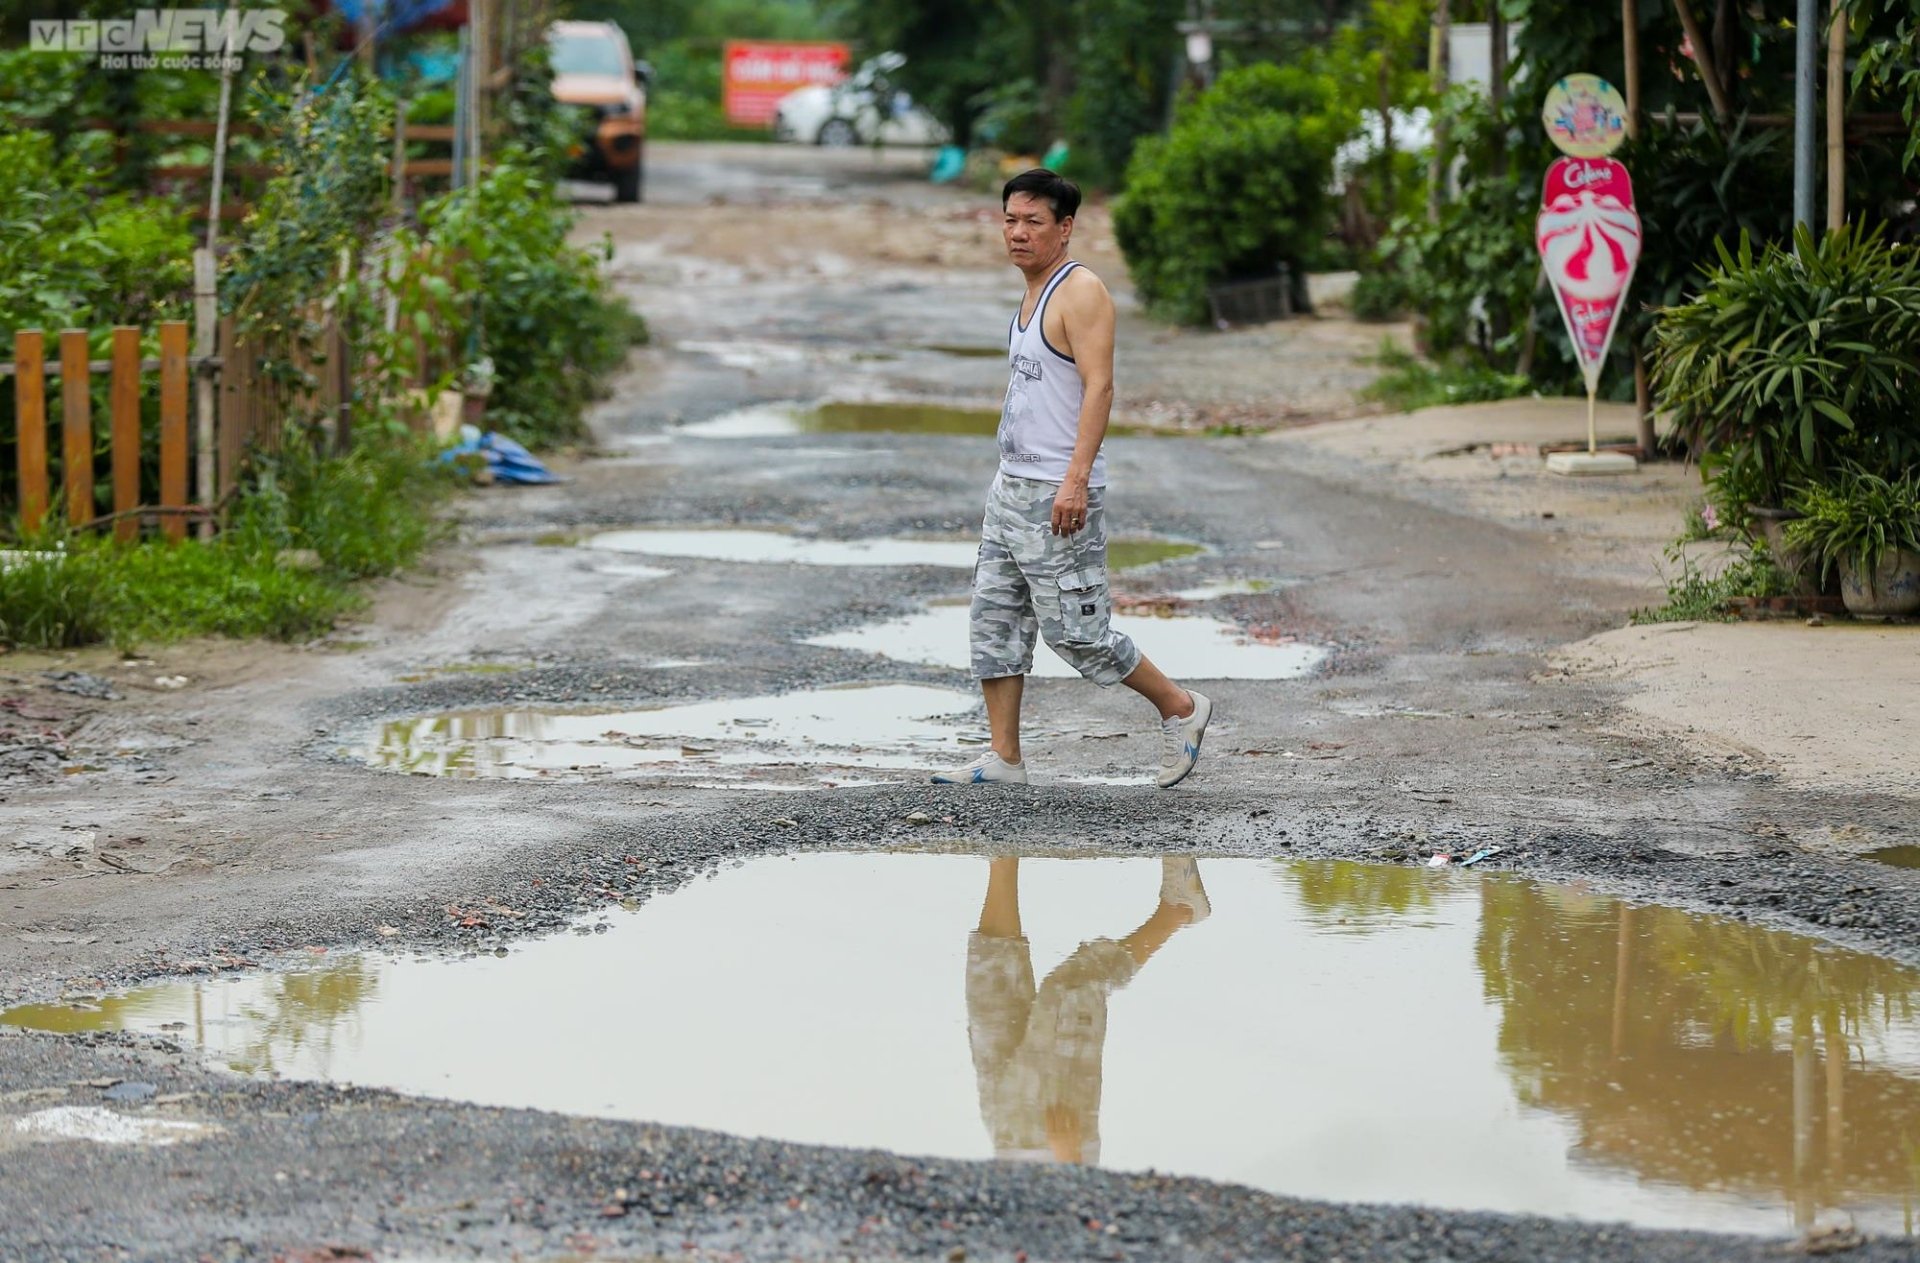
{"left": 967, "top": 856, "right": 1210, "bottom": 1164}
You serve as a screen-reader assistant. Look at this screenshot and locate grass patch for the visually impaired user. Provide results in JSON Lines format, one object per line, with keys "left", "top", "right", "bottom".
{"left": 0, "top": 441, "right": 454, "bottom": 651}
{"left": 1631, "top": 547, "right": 1794, "bottom": 624}
{"left": 1110, "top": 538, "right": 1204, "bottom": 569}
{"left": 1361, "top": 343, "right": 1532, "bottom": 414}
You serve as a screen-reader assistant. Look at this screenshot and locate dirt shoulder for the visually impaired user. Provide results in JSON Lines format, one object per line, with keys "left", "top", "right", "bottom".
{"left": 1548, "top": 621, "right": 1920, "bottom": 798}
{"left": 1271, "top": 397, "right": 1918, "bottom": 823}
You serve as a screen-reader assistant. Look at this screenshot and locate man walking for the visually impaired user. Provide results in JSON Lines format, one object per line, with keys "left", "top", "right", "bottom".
{"left": 933, "top": 169, "right": 1211, "bottom": 789}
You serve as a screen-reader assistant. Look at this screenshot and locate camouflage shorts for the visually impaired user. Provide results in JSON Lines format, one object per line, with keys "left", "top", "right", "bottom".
{"left": 970, "top": 474, "right": 1141, "bottom": 687}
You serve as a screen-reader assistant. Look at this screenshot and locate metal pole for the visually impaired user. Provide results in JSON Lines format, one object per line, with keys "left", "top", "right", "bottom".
{"left": 1827, "top": 0, "right": 1846, "bottom": 232}
{"left": 1794, "top": 0, "right": 1818, "bottom": 232}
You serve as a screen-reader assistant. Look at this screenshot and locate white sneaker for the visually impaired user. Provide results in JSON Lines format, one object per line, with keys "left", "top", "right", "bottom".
{"left": 1160, "top": 856, "right": 1212, "bottom": 924}
{"left": 1156, "top": 690, "right": 1211, "bottom": 788}
{"left": 931, "top": 751, "right": 1028, "bottom": 785}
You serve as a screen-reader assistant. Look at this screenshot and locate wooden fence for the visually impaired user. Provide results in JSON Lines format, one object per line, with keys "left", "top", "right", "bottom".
{"left": 6, "top": 310, "right": 348, "bottom": 542}
{"left": 10, "top": 325, "right": 196, "bottom": 541}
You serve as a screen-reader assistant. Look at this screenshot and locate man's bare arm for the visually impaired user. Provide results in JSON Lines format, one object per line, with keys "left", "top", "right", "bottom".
{"left": 1048, "top": 271, "right": 1117, "bottom": 535}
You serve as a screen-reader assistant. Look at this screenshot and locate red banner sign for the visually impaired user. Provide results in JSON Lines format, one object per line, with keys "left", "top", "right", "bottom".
{"left": 1536, "top": 156, "right": 1642, "bottom": 392}
{"left": 722, "top": 40, "right": 850, "bottom": 127}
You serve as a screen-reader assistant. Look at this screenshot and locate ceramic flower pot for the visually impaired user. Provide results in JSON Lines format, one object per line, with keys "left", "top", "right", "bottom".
{"left": 1839, "top": 548, "right": 1920, "bottom": 619}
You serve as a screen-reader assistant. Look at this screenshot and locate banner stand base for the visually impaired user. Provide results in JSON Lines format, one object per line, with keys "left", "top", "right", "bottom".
{"left": 1546, "top": 450, "right": 1639, "bottom": 477}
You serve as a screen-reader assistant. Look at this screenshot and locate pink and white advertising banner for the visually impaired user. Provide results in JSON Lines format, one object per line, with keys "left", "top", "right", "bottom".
{"left": 1535, "top": 156, "right": 1643, "bottom": 393}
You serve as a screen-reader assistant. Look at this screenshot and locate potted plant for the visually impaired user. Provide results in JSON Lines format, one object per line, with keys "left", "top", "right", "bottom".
{"left": 1784, "top": 466, "right": 1920, "bottom": 619}
{"left": 1651, "top": 225, "right": 1920, "bottom": 576}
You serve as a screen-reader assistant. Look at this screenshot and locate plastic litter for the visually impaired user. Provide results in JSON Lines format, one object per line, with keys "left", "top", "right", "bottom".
{"left": 929, "top": 145, "right": 966, "bottom": 184}
{"left": 1426, "top": 853, "right": 1452, "bottom": 868}
{"left": 1460, "top": 846, "right": 1504, "bottom": 868}
{"left": 437, "top": 426, "right": 564, "bottom": 485}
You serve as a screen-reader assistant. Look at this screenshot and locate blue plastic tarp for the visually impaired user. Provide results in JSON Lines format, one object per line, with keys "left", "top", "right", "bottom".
{"left": 438, "top": 431, "right": 565, "bottom": 485}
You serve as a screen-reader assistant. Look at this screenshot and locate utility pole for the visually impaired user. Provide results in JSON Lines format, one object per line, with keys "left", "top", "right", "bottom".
{"left": 1793, "top": 0, "right": 1817, "bottom": 231}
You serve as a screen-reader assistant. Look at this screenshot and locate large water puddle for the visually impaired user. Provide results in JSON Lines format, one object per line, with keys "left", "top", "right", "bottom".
{"left": 809, "top": 602, "right": 1325, "bottom": 680}
{"left": 10, "top": 855, "right": 1918, "bottom": 1236}
{"left": 582, "top": 529, "right": 1202, "bottom": 572}
{"left": 357, "top": 683, "right": 979, "bottom": 782}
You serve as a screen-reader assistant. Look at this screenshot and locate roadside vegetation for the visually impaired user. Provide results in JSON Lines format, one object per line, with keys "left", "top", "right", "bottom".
{"left": 1360, "top": 344, "right": 1529, "bottom": 414}
{"left": 0, "top": 21, "right": 645, "bottom": 653}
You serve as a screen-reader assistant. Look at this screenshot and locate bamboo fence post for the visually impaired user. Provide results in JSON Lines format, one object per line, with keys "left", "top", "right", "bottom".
{"left": 159, "top": 321, "right": 190, "bottom": 541}
{"left": 193, "top": 248, "right": 219, "bottom": 538}
{"left": 59, "top": 329, "right": 92, "bottom": 529}
{"left": 13, "top": 331, "right": 47, "bottom": 533}
{"left": 1622, "top": 0, "right": 1641, "bottom": 140}
{"left": 110, "top": 327, "right": 142, "bottom": 542}
{"left": 1672, "top": 0, "right": 1732, "bottom": 122}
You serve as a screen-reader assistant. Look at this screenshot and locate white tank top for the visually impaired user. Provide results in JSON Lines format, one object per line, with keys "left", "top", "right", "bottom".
{"left": 997, "top": 260, "right": 1105, "bottom": 487}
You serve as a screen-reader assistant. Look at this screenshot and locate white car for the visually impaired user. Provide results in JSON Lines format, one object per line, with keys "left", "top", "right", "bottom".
{"left": 772, "top": 52, "right": 947, "bottom": 147}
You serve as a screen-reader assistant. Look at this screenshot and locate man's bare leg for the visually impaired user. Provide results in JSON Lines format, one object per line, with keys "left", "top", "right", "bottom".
{"left": 1120, "top": 902, "right": 1192, "bottom": 968}
{"left": 977, "top": 856, "right": 1023, "bottom": 939}
{"left": 983, "top": 674, "right": 1025, "bottom": 764}
{"left": 1121, "top": 656, "right": 1193, "bottom": 721}
{"left": 1121, "top": 858, "right": 1211, "bottom": 966}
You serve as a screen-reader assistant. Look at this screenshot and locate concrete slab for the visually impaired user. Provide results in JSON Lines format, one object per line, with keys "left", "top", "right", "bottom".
{"left": 1546, "top": 451, "right": 1639, "bottom": 477}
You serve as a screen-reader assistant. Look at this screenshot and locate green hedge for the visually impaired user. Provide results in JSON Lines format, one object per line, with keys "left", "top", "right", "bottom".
{"left": 1112, "top": 64, "right": 1353, "bottom": 325}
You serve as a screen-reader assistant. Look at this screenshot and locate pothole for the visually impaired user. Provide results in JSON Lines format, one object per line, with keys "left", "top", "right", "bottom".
{"left": 581, "top": 529, "right": 1202, "bottom": 571}
{"left": 1868, "top": 845, "right": 1920, "bottom": 870}
{"left": 585, "top": 529, "right": 979, "bottom": 568}
{"left": 919, "top": 343, "right": 1006, "bottom": 358}
{"left": 673, "top": 400, "right": 1186, "bottom": 440}
{"left": 9, "top": 855, "right": 1918, "bottom": 1235}
{"left": 675, "top": 401, "right": 1002, "bottom": 438}
{"left": 1168, "top": 579, "right": 1279, "bottom": 601}
{"left": 807, "top": 601, "right": 1325, "bottom": 680}
{"left": 355, "top": 683, "right": 982, "bottom": 782}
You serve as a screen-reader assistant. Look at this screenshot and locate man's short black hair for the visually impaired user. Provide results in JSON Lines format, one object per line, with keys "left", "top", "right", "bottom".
{"left": 1002, "top": 168, "right": 1081, "bottom": 222}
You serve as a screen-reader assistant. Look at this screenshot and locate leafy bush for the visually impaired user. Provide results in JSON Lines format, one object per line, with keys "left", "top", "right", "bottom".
{"left": 1349, "top": 270, "right": 1410, "bottom": 321}
{"left": 418, "top": 153, "right": 649, "bottom": 447}
{"left": 1378, "top": 91, "right": 1540, "bottom": 367}
{"left": 225, "top": 75, "right": 394, "bottom": 388}
{"left": 0, "top": 130, "right": 193, "bottom": 333}
{"left": 1360, "top": 343, "right": 1530, "bottom": 412}
{"left": 1113, "top": 64, "right": 1355, "bottom": 325}
{"left": 1651, "top": 224, "right": 1920, "bottom": 509}
{"left": 229, "top": 440, "right": 456, "bottom": 580}
{"left": 1062, "top": 0, "right": 1182, "bottom": 186}
{"left": 1784, "top": 465, "right": 1920, "bottom": 584}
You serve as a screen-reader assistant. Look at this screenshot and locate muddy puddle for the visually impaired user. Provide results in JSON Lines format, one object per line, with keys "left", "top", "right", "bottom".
{"left": 583, "top": 528, "right": 1202, "bottom": 572}
{"left": 674, "top": 400, "right": 1179, "bottom": 440}
{"left": 586, "top": 529, "right": 980, "bottom": 568}
{"left": 357, "top": 683, "right": 980, "bottom": 782}
{"left": 675, "top": 401, "right": 1002, "bottom": 438}
{"left": 809, "top": 601, "right": 1325, "bottom": 680}
{"left": 1870, "top": 846, "right": 1920, "bottom": 870}
{"left": 11, "top": 855, "right": 1919, "bottom": 1236}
